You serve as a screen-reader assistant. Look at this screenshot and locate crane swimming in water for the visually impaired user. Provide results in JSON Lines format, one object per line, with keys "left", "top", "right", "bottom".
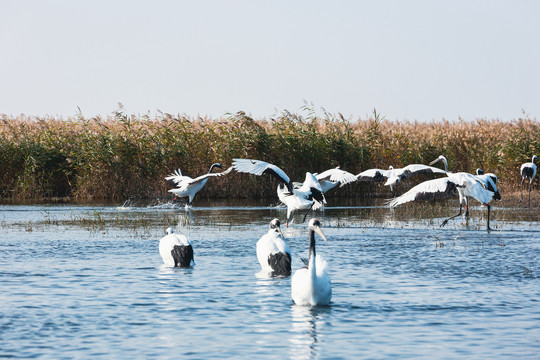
{"left": 389, "top": 155, "right": 500, "bottom": 231}
{"left": 232, "top": 159, "right": 326, "bottom": 226}
{"left": 520, "top": 155, "right": 537, "bottom": 206}
{"left": 291, "top": 218, "right": 332, "bottom": 306}
{"left": 256, "top": 218, "right": 291, "bottom": 276}
{"left": 165, "top": 163, "right": 232, "bottom": 209}
{"left": 159, "top": 227, "right": 194, "bottom": 267}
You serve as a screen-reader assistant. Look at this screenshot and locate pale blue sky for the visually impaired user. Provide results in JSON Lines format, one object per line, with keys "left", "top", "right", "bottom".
{"left": 1, "top": 0, "right": 538, "bottom": 121}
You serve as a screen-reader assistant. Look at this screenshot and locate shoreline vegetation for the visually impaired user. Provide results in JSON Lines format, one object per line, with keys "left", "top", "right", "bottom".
{"left": 1, "top": 108, "right": 538, "bottom": 207}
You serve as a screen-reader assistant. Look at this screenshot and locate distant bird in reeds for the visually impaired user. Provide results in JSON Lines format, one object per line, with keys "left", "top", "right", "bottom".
{"left": 165, "top": 163, "right": 232, "bottom": 209}
{"left": 257, "top": 218, "right": 291, "bottom": 276}
{"left": 159, "top": 227, "right": 194, "bottom": 267}
{"left": 356, "top": 164, "right": 446, "bottom": 197}
{"left": 291, "top": 218, "right": 331, "bottom": 306}
{"left": 520, "top": 155, "right": 537, "bottom": 206}
{"left": 389, "top": 155, "right": 501, "bottom": 231}
{"left": 232, "top": 159, "right": 326, "bottom": 226}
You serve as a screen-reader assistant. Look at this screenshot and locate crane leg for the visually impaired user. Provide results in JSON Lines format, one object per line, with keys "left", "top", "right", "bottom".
{"left": 441, "top": 203, "right": 462, "bottom": 227}
{"left": 520, "top": 178, "right": 525, "bottom": 202}
{"left": 486, "top": 204, "right": 491, "bottom": 231}
{"left": 464, "top": 197, "right": 470, "bottom": 217}
{"left": 529, "top": 181, "right": 532, "bottom": 207}
{"left": 302, "top": 203, "right": 315, "bottom": 223}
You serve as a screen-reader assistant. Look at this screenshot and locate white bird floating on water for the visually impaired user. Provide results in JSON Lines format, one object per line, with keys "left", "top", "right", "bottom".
{"left": 232, "top": 158, "right": 326, "bottom": 225}
{"left": 520, "top": 155, "right": 537, "bottom": 206}
{"left": 356, "top": 164, "right": 446, "bottom": 197}
{"left": 388, "top": 155, "right": 501, "bottom": 231}
{"left": 165, "top": 163, "right": 232, "bottom": 209}
{"left": 159, "top": 227, "right": 195, "bottom": 267}
{"left": 291, "top": 218, "right": 332, "bottom": 306}
{"left": 257, "top": 218, "right": 291, "bottom": 276}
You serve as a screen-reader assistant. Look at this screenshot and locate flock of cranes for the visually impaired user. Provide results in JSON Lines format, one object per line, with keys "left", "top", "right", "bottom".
{"left": 164, "top": 154, "right": 537, "bottom": 226}
{"left": 159, "top": 154, "right": 537, "bottom": 306}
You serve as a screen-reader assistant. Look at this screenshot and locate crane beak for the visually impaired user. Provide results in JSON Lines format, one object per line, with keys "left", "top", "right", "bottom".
{"left": 314, "top": 225, "right": 327, "bottom": 242}
{"left": 429, "top": 158, "right": 439, "bottom": 166}
{"left": 277, "top": 227, "right": 284, "bottom": 240}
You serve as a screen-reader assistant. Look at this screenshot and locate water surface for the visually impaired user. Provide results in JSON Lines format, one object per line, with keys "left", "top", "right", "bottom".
{"left": 1, "top": 200, "right": 539, "bottom": 359}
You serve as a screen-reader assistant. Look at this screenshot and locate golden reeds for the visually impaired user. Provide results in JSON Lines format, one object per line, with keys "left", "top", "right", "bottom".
{"left": 1, "top": 110, "right": 538, "bottom": 201}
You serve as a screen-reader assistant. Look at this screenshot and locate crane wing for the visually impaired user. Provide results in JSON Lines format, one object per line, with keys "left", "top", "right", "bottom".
{"left": 189, "top": 166, "right": 233, "bottom": 185}
{"left": 298, "top": 172, "right": 326, "bottom": 206}
{"left": 474, "top": 174, "right": 501, "bottom": 200}
{"left": 388, "top": 177, "right": 460, "bottom": 207}
{"left": 165, "top": 169, "right": 191, "bottom": 185}
{"left": 232, "top": 159, "right": 293, "bottom": 192}
{"left": 316, "top": 168, "right": 357, "bottom": 187}
{"left": 399, "top": 164, "right": 447, "bottom": 180}
{"left": 356, "top": 168, "right": 390, "bottom": 182}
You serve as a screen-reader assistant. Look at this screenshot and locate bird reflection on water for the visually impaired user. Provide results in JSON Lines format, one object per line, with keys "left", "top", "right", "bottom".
{"left": 289, "top": 305, "right": 332, "bottom": 360}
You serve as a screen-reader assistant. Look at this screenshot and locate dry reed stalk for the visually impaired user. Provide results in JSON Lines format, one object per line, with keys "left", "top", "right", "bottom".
{"left": 0, "top": 111, "right": 538, "bottom": 201}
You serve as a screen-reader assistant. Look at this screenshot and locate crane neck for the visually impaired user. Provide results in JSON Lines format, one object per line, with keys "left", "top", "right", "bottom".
{"left": 308, "top": 229, "right": 317, "bottom": 274}
{"left": 208, "top": 164, "right": 220, "bottom": 173}
{"left": 441, "top": 158, "right": 450, "bottom": 173}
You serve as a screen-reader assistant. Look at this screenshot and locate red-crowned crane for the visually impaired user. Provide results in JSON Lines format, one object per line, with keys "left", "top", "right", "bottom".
{"left": 159, "top": 227, "right": 194, "bottom": 267}
{"left": 256, "top": 218, "right": 291, "bottom": 276}
{"left": 356, "top": 164, "right": 446, "bottom": 197}
{"left": 165, "top": 163, "right": 232, "bottom": 209}
{"left": 389, "top": 156, "right": 500, "bottom": 231}
{"left": 232, "top": 159, "right": 326, "bottom": 226}
{"left": 291, "top": 219, "right": 332, "bottom": 306}
{"left": 520, "top": 155, "right": 538, "bottom": 206}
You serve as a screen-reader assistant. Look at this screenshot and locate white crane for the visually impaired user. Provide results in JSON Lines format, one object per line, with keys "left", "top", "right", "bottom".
{"left": 165, "top": 163, "right": 232, "bottom": 208}
{"left": 292, "top": 166, "right": 357, "bottom": 194}
{"left": 291, "top": 218, "right": 332, "bottom": 306}
{"left": 313, "top": 166, "right": 357, "bottom": 194}
{"left": 520, "top": 155, "right": 537, "bottom": 206}
{"left": 159, "top": 227, "right": 194, "bottom": 267}
{"left": 232, "top": 159, "right": 326, "bottom": 225}
{"left": 256, "top": 218, "right": 291, "bottom": 276}
{"left": 388, "top": 155, "right": 500, "bottom": 230}
{"left": 356, "top": 164, "right": 446, "bottom": 197}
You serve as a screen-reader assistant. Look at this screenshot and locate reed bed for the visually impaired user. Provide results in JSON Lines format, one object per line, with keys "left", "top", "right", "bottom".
{"left": 1, "top": 109, "right": 538, "bottom": 202}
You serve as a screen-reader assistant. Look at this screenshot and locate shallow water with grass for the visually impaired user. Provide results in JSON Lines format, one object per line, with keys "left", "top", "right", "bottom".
{"left": 1, "top": 200, "right": 539, "bottom": 359}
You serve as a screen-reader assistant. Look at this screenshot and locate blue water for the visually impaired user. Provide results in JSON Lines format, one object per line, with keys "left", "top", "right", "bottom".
{"left": 1, "top": 201, "right": 539, "bottom": 359}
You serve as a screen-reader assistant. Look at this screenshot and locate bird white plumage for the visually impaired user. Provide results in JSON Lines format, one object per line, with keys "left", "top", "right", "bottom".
{"left": 291, "top": 218, "right": 332, "bottom": 306}
{"left": 165, "top": 163, "right": 232, "bottom": 208}
{"left": 232, "top": 159, "right": 326, "bottom": 225}
{"left": 520, "top": 155, "right": 537, "bottom": 206}
{"left": 356, "top": 164, "right": 446, "bottom": 196}
{"left": 389, "top": 155, "right": 500, "bottom": 230}
{"left": 314, "top": 166, "right": 357, "bottom": 194}
{"left": 256, "top": 218, "right": 291, "bottom": 276}
{"left": 159, "top": 227, "right": 194, "bottom": 267}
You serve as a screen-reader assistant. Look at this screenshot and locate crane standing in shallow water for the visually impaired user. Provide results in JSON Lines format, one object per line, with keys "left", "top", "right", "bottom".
{"left": 520, "top": 155, "right": 538, "bottom": 206}
{"left": 389, "top": 155, "right": 500, "bottom": 231}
